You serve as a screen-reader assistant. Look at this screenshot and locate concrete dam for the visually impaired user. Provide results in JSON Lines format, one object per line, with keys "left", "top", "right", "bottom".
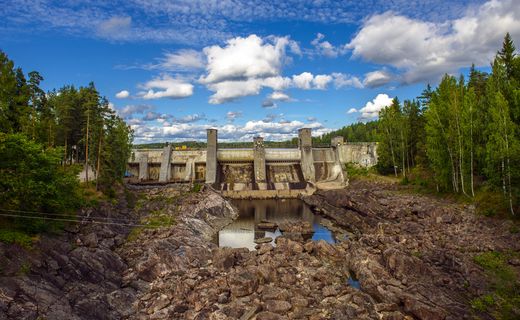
{"left": 127, "top": 128, "right": 378, "bottom": 197}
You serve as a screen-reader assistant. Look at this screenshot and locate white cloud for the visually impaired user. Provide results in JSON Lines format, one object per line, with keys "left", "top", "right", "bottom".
{"left": 347, "top": 108, "right": 357, "bottom": 114}
{"left": 154, "top": 49, "right": 205, "bottom": 70}
{"left": 331, "top": 73, "right": 364, "bottom": 89}
{"left": 201, "top": 34, "right": 288, "bottom": 84}
{"left": 139, "top": 75, "right": 194, "bottom": 99}
{"left": 347, "top": 0, "right": 520, "bottom": 83}
{"left": 292, "top": 72, "right": 332, "bottom": 90}
{"left": 292, "top": 72, "right": 314, "bottom": 89}
{"left": 313, "top": 74, "right": 332, "bottom": 89}
{"left": 363, "top": 70, "right": 393, "bottom": 87}
{"left": 207, "top": 79, "right": 264, "bottom": 104}
{"left": 116, "top": 104, "right": 153, "bottom": 118}
{"left": 96, "top": 16, "right": 132, "bottom": 39}
{"left": 115, "top": 90, "right": 130, "bottom": 99}
{"left": 311, "top": 33, "right": 342, "bottom": 57}
{"left": 358, "top": 94, "right": 393, "bottom": 119}
{"left": 200, "top": 34, "right": 294, "bottom": 103}
{"left": 131, "top": 118, "right": 331, "bottom": 143}
{"left": 269, "top": 91, "right": 290, "bottom": 101}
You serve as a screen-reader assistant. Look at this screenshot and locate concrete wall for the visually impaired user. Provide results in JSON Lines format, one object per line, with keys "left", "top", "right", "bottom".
{"left": 127, "top": 131, "right": 377, "bottom": 188}
{"left": 337, "top": 142, "right": 378, "bottom": 167}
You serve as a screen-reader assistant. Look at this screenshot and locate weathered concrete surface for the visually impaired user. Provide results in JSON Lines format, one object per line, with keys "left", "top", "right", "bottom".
{"left": 254, "top": 137, "right": 267, "bottom": 188}
{"left": 158, "top": 145, "right": 172, "bottom": 182}
{"left": 298, "top": 128, "right": 316, "bottom": 183}
{"left": 206, "top": 129, "right": 217, "bottom": 184}
{"left": 138, "top": 153, "right": 149, "bottom": 181}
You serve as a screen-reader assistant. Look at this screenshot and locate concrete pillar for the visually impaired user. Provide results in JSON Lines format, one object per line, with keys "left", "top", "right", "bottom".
{"left": 138, "top": 153, "right": 149, "bottom": 181}
{"left": 253, "top": 136, "right": 267, "bottom": 189}
{"left": 298, "top": 128, "right": 315, "bottom": 183}
{"left": 206, "top": 129, "right": 218, "bottom": 184}
{"left": 159, "top": 145, "right": 172, "bottom": 182}
{"left": 331, "top": 136, "right": 344, "bottom": 147}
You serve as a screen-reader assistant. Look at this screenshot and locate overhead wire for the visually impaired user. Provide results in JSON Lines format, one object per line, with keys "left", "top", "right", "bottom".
{"left": 0, "top": 208, "right": 137, "bottom": 223}
{"left": 0, "top": 212, "right": 146, "bottom": 227}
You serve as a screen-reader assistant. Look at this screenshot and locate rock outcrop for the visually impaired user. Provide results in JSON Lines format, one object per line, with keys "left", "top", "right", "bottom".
{"left": 2, "top": 180, "right": 519, "bottom": 319}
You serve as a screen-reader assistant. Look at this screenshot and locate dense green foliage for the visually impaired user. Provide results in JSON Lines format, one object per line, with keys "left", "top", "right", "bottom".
{"left": 377, "top": 34, "right": 520, "bottom": 216}
{"left": 313, "top": 121, "right": 379, "bottom": 145}
{"left": 0, "top": 50, "right": 133, "bottom": 237}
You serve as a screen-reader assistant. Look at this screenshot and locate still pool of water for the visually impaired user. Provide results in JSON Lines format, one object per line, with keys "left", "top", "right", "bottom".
{"left": 217, "top": 199, "right": 336, "bottom": 251}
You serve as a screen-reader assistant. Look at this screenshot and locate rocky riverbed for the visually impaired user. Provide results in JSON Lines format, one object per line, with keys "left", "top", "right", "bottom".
{"left": 1, "top": 180, "right": 519, "bottom": 319}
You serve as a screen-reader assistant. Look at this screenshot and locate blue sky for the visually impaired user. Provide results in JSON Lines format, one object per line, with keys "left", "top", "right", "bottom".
{"left": 2, "top": 0, "right": 519, "bottom": 143}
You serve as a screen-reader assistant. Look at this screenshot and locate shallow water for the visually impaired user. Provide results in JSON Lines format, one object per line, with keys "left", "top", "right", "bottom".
{"left": 217, "top": 199, "right": 335, "bottom": 250}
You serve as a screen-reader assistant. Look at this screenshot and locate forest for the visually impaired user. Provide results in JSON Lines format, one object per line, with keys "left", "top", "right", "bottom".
{"left": 0, "top": 50, "right": 133, "bottom": 236}
{"left": 373, "top": 34, "right": 520, "bottom": 216}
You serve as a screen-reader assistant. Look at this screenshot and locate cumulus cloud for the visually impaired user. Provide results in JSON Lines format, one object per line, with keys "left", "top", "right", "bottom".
{"left": 347, "top": 0, "right": 520, "bottom": 83}
{"left": 115, "top": 90, "right": 130, "bottom": 99}
{"left": 310, "top": 33, "right": 342, "bottom": 57}
{"left": 206, "top": 79, "right": 264, "bottom": 104}
{"left": 331, "top": 73, "right": 364, "bottom": 89}
{"left": 131, "top": 118, "right": 331, "bottom": 143}
{"left": 201, "top": 34, "right": 288, "bottom": 84}
{"left": 347, "top": 108, "right": 357, "bottom": 114}
{"left": 200, "top": 35, "right": 295, "bottom": 103}
{"left": 292, "top": 72, "right": 332, "bottom": 90}
{"left": 116, "top": 104, "right": 153, "bottom": 118}
{"left": 358, "top": 94, "right": 393, "bottom": 119}
{"left": 139, "top": 75, "right": 193, "bottom": 99}
{"left": 269, "top": 91, "right": 290, "bottom": 101}
{"left": 363, "top": 70, "right": 393, "bottom": 87}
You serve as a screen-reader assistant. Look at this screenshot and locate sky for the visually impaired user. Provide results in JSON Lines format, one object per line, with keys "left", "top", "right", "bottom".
{"left": 1, "top": 0, "right": 520, "bottom": 143}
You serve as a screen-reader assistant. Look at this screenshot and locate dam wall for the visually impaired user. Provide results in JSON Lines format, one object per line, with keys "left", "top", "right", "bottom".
{"left": 128, "top": 129, "right": 378, "bottom": 192}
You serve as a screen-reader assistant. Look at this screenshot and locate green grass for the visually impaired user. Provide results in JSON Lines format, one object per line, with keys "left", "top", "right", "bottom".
{"left": 127, "top": 209, "right": 176, "bottom": 242}
{"left": 0, "top": 229, "right": 34, "bottom": 249}
{"left": 471, "top": 251, "right": 520, "bottom": 319}
{"left": 191, "top": 183, "right": 202, "bottom": 193}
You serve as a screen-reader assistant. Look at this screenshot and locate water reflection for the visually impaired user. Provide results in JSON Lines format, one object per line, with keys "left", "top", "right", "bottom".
{"left": 218, "top": 199, "right": 335, "bottom": 250}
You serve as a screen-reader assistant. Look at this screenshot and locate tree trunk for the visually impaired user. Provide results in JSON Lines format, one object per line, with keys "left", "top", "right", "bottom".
{"left": 503, "top": 113, "right": 515, "bottom": 215}
{"left": 387, "top": 127, "right": 397, "bottom": 177}
{"left": 85, "top": 109, "right": 90, "bottom": 183}
{"left": 96, "top": 126, "right": 103, "bottom": 191}
{"left": 63, "top": 136, "right": 67, "bottom": 166}
{"left": 470, "top": 101, "right": 475, "bottom": 197}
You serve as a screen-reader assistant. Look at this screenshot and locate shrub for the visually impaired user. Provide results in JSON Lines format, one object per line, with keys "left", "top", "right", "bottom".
{"left": 0, "top": 133, "right": 82, "bottom": 233}
{"left": 0, "top": 229, "right": 33, "bottom": 249}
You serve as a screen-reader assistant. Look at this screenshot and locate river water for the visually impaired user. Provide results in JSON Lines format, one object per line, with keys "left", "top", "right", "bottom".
{"left": 217, "top": 199, "right": 335, "bottom": 250}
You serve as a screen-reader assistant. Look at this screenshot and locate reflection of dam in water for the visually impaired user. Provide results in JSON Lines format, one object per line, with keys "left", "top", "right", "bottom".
{"left": 127, "top": 128, "right": 378, "bottom": 196}
{"left": 217, "top": 199, "right": 335, "bottom": 251}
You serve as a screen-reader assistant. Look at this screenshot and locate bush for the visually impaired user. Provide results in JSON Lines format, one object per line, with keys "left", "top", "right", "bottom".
{"left": 0, "top": 133, "right": 82, "bottom": 233}
{"left": 0, "top": 229, "right": 33, "bottom": 249}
